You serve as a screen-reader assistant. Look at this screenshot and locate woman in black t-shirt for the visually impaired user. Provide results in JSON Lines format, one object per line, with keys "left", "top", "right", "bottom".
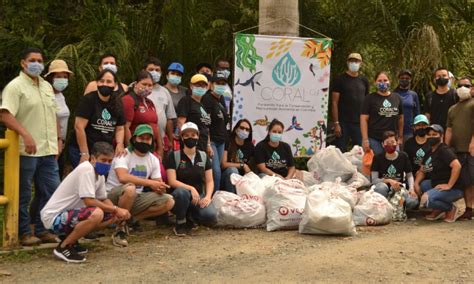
{"left": 255, "top": 119, "right": 295, "bottom": 179}
{"left": 361, "top": 71, "right": 404, "bottom": 155}
{"left": 69, "top": 70, "right": 126, "bottom": 168}
{"left": 221, "top": 119, "right": 255, "bottom": 193}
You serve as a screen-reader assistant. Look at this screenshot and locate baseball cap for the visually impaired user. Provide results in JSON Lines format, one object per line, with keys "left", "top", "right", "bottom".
{"left": 211, "top": 70, "right": 228, "bottom": 83}
{"left": 168, "top": 62, "right": 184, "bottom": 74}
{"left": 190, "top": 74, "right": 208, "bottom": 84}
{"left": 196, "top": 62, "right": 212, "bottom": 73}
{"left": 133, "top": 124, "right": 154, "bottom": 137}
{"left": 45, "top": 59, "right": 74, "bottom": 77}
{"left": 181, "top": 122, "right": 199, "bottom": 135}
{"left": 426, "top": 124, "right": 444, "bottom": 134}
{"left": 413, "top": 114, "right": 429, "bottom": 125}
{"left": 398, "top": 69, "right": 412, "bottom": 78}
{"left": 347, "top": 53, "right": 362, "bottom": 61}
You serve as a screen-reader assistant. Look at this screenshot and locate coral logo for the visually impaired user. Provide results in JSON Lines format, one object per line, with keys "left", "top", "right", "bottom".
{"left": 383, "top": 99, "right": 392, "bottom": 108}
{"left": 102, "top": 108, "right": 111, "bottom": 120}
{"left": 279, "top": 206, "right": 289, "bottom": 216}
{"left": 272, "top": 52, "right": 301, "bottom": 87}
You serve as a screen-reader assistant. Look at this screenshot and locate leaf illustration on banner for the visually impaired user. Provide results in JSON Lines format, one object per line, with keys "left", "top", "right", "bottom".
{"left": 235, "top": 34, "right": 263, "bottom": 73}
{"left": 303, "top": 120, "right": 327, "bottom": 152}
{"left": 272, "top": 52, "right": 301, "bottom": 87}
{"left": 301, "top": 39, "right": 333, "bottom": 68}
{"left": 266, "top": 38, "right": 294, "bottom": 59}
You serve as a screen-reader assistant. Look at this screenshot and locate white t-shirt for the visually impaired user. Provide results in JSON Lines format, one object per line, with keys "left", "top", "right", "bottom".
{"left": 148, "top": 85, "right": 177, "bottom": 138}
{"left": 106, "top": 149, "right": 162, "bottom": 193}
{"left": 41, "top": 162, "right": 106, "bottom": 229}
{"left": 55, "top": 92, "right": 70, "bottom": 141}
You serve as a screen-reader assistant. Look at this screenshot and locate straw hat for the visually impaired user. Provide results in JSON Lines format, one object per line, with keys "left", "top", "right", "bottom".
{"left": 44, "top": 59, "right": 73, "bottom": 77}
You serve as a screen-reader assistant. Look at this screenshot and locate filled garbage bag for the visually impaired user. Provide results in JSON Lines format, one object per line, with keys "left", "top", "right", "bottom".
{"left": 212, "top": 191, "right": 266, "bottom": 228}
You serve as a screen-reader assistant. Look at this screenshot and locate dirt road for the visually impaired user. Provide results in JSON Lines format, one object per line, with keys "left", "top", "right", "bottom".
{"left": 1, "top": 218, "right": 473, "bottom": 283}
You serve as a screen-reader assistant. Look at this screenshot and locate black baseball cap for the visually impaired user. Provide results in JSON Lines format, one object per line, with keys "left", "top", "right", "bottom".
{"left": 426, "top": 124, "right": 444, "bottom": 134}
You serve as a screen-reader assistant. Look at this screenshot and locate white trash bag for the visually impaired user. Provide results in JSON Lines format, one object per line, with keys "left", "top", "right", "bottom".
{"left": 307, "top": 179, "right": 358, "bottom": 208}
{"left": 231, "top": 172, "right": 266, "bottom": 204}
{"left": 294, "top": 170, "right": 321, "bottom": 187}
{"left": 343, "top": 145, "right": 364, "bottom": 172}
{"left": 346, "top": 172, "right": 371, "bottom": 187}
{"left": 212, "top": 191, "right": 266, "bottom": 228}
{"left": 307, "top": 146, "right": 356, "bottom": 182}
{"left": 265, "top": 179, "right": 307, "bottom": 231}
{"left": 299, "top": 189, "right": 356, "bottom": 236}
{"left": 260, "top": 175, "right": 283, "bottom": 192}
{"left": 353, "top": 189, "right": 393, "bottom": 226}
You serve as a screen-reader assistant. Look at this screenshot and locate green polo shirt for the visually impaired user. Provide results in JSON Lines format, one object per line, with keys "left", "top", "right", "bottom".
{"left": 1, "top": 71, "right": 58, "bottom": 156}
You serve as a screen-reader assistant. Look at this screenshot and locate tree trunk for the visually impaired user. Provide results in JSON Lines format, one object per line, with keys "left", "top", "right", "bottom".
{"left": 258, "top": 0, "right": 299, "bottom": 37}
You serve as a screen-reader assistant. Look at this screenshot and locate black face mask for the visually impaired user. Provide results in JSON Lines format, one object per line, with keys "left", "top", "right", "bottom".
{"left": 132, "top": 140, "right": 152, "bottom": 153}
{"left": 435, "top": 77, "right": 449, "bottom": 87}
{"left": 399, "top": 79, "right": 410, "bottom": 88}
{"left": 427, "top": 137, "right": 441, "bottom": 147}
{"left": 183, "top": 138, "right": 198, "bottom": 148}
{"left": 414, "top": 128, "right": 427, "bottom": 137}
{"left": 98, "top": 85, "right": 114, "bottom": 97}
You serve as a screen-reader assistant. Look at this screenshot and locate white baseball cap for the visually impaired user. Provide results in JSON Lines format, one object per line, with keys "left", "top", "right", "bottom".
{"left": 181, "top": 122, "right": 199, "bottom": 135}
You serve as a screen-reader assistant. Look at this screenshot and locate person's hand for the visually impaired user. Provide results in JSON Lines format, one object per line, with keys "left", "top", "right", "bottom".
{"left": 435, "top": 184, "right": 451, "bottom": 191}
{"left": 408, "top": 190, "right": 418, "bottom": 198}
{"left": 334, "top": 124, "right": 342, "bottom": 138}
{"left": 79, "top": 153, "right": 89, "bottom": 164}
{"left": 389, "top": 180, "right": 401, "bottom": 191}
{"left": 115, "top": 143, "right": 127, "bottom": 157}
{"left": 243, "top": 164, "right": 251, "bottom": 173}
{"left": 22, "top": 132, "right": 37, "bottom": 155}
{"left": 190, "top": 187, "right": 200, "bottom": 205}
{"left": 115, "top": 208, "right": 131, "bottom": 220}
{"left": 420, "top": 192, "right": 429, "bottom": 207}
{"left": 207, "top": 145, "right": 214, "bottom": 158}
{"left": 198, "top": 196, "right": 211, "bottom": 208}
{"left": 362, "top": 140, "right": 371, "bottom": 153}
{"left": 149, "top": 180, "right": 170, "bottom": 194}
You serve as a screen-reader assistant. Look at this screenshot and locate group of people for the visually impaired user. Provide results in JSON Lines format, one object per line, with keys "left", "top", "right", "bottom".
{"left": 0, "top": 47, "right": 472, "bottom": 263}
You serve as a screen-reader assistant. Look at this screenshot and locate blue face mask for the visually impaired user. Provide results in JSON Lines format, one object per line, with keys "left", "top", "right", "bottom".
{"left": 26, "top": 62, "right": 44, "bottom": 77}
{"left": 237, "top": 129, "right": 249, "bottom": 140}
{"left": 376, "top": 82, "right": 390, "bottom": 92}
{"left": 214, "top": 85, "right": 226, "bottom": 95}
{"left": 192, "top": 87, "right": 207, "bottom": 97}
{"left": 53, "top": 78, "right": 69, "bottom": 92}
{"left": 95, "top": 162, "right": 111, "bottom": 176}
{"left": 269, "top": 133, "right": 282, "bottom": 143}
{"left": 149, "top": 71, "right": 161, "bottom": 84}
{"left": 168, "top": 75, "right": 181, "bottom": 86}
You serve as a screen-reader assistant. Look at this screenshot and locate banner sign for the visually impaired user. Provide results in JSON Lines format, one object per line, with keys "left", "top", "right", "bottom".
{"left": 232, "top": 34, "right": 333, "bottom": 156}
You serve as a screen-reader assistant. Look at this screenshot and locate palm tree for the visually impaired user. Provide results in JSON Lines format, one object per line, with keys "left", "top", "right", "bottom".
{"left": 258, "top": 0, "right": 299, "bottom": 36}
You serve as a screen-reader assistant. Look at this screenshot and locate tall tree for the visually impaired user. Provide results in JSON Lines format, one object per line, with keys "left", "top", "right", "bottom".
{"left": 258, "top": 0, "right": 299, "bottom": 36}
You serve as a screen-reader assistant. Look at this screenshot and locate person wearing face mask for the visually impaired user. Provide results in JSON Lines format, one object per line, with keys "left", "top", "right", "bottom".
{"left": 445, "top": 79, "right": 474, "bottom": 220}
{"left": 414, "top": 125, "right": 464, "bottom": 222}
{"left": 164, "top": 62, "right": 187, "bottom": 109}
{"left": 394, "top": 70, "right": 420, "bottom": 142}
{"left": 331, "top": 53, "right": 369, "bottom": 152}
{"left": 122, "top": 70, "right": 164, "bottom": 158}
{"left": 221, "top": 119, "right": 255, "bottom": 193}
{"left": 41, "top": 142, "right": 131, "bottom": 263}
{"left": 215, "top": 58, "right": 233, "bottom": 114}
{"left": 371, "top": 131, "right": 419, "bottom": 210}
{"left": 165, "top": 122, "right": 217, "bottom": 236}
{"left": 106, "top": 124, "right": 174, "bottom": 246}
{"left": 144, "top": 57, "right": 177, "bottom": 153}
{"left": 176, "top": 74, "right": 212, "bottom": 154}
{"left": 255, "top": 119, "right": 295, "bottom": 179}
{"left": 83, "top": 53, "right": 128, "bottom": 95}
{"left": 361, "top": 71, "right": 404, "bottom": 155}
{"left": 69, "top": 70, "right": 127, "bottom": 168}
{"left": 404, "top": 115, "right": 431, "bottom": 176}
{"left": 201, "top": 72, "right": 230, "bottom": 193}
{"left": 424, "top": 67, "right": 457, "bottom": 130}
{"left": 1, "top": 47, "right": 63, "bottom": 245}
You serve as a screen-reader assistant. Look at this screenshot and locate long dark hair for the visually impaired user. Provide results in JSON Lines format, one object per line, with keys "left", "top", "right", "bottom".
{"left": 96, "top": 69, "right": 123, "bottom": 115}
{"left": 264, "top": 119, "right": 284, "bottom": 142}
{"left": 228, "top": 119, "right": 253, "bottom": 163}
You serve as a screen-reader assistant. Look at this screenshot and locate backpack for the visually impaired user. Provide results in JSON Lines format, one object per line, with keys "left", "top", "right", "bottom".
{"left": 173, "top": 150, "right": 207, "bottom": 171}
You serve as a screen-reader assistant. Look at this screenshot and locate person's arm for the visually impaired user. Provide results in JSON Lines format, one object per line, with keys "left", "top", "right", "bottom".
{"left": 445, "top": 127, "right": 453, "bottom": 146}
{"left": 371, "top": 171, "right": 383, "bottom": 184}
{"left": 166, "top": 119, "right": 174, "bottom": 149}
{"left": 198, "top": 168, "right": 214, "bottom": 208}
{"left": 74, "top": 117, "right": 90, "bottom": 163}
{"left": 166, "top": 168, "right": 200, "bottom": 205}
{"left": 82, "top": 198, "right": 130, "bottom": 220}
{"left": 257, "top": 163, "right": 282, "bottom": 178}
{"left": 115, "top": 125, "right": 126, "bottom": 156}
{"left": 414, "top": 169, "right": 425, "bottom": 195}
{"left": 414, "top": 92, "right": 420, "bottom": 116}
{"left": 120, "top": 83, "right": 128, "bottom": 93}
{"left": 115, "top": 168, "right": 163, "bottom": 189}
{"left": 397, "top": 115, "right": 404, "bottom": 143}
{"left": 360, "top": 114, "right": 370, "bottom": 152}
{"left": 331, "top": 91, "right": 342, "bottom": 137}
{"left": 436, "top": 159, "right": 461, "bottom": 190}
{"left": 155, "top": 125, "right": 164, "bottom": 158}
{"left": 0, "top": 110, "right": 36, "bottom": 154}
{"left": 285, "top": 167, "right": 296, "bottom": 179}
{"left": 83, "top": 81, "right": 96, "bottom": 95}
{"left": 176, "top": 117, "right": 186, "bottom": 136}
{"left": 470, "top": 132, "right": 474, "bottom": 156}
{"left": 56, "top": 118, "right": 62, "bottom": 156}
{"left": 124, "top": 121, "right": 132, "bottom": 146}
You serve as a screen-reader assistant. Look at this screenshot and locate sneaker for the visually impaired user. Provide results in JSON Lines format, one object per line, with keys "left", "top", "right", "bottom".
{"left": 458, "top": 209, "right": 473, "bottom": 220}
{"left": 21, "top": 234, "right": 42, "bottom": 246}
{"left": 425, "top": 209, "right": 445, "bottom": 221}
{"left": 73, "top": 242, "right": 88, "bottom": 255}
{"left": 112, "top": 226, "right": 129, "bottom": 247}
{"left": 128, "top": 220, "right": 143, "bottom": 232}
{"left": 54, "top": 244, "right": 86, "bottom": 263}
{"left": 185, "top": 220, "right": 198, "bottom": 231}
{"left": 173, "top": 223, "right": 187, "bottom": 237}
{"left": 37, "top": 232, "right": 60, "bottom": 243}
{"left": 444, "top": 202, "right": 464, "bottom": 223}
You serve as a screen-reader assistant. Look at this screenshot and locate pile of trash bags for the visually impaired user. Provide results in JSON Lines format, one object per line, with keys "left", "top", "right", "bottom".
{"left": 211, "top": 146, "right": 394, "bottom": 236}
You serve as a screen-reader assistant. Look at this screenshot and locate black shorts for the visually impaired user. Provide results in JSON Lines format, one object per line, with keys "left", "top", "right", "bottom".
{"left": 457, "top": 153, "right": 474, "bottom": 189}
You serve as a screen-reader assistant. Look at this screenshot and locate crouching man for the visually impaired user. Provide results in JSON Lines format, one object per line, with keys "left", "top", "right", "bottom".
{"left": 41, "top": 142, "right": 131, "bottom": 263}
{"left": 106, "top": 124, "right": 174, "bottom": 247}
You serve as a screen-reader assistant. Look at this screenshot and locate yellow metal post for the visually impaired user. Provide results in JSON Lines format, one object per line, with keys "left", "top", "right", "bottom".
{"left": 2, "top": 130, "right": 19, "bottom": 248}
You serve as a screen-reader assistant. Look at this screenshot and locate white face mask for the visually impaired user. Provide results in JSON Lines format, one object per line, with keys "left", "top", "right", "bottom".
{"left": 348, "top": 62, "right": 360, "bottom": 72}
{"left": 457, "top": 86, "right": 471, "bottom": 101}
{"left": 102, "top": 63, "right": 118, "bottom": 74}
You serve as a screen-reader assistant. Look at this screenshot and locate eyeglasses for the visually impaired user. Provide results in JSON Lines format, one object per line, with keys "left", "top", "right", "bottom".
{"left": 458, "top": 84, "right": 472, "bottom": 88}
{"left": 239, "top": 126, "right": 250, "bottom": 131}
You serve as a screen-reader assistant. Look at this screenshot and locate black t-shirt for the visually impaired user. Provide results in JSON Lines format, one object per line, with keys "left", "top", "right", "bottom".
{"left": 421, "top": 143, "right": 459, "bottom": 188}
{"left": 332, "top": 72, "right": 369, "bottom": 123}
{"left": 225, "top": 139, "right": 255, "bottom": 175}
{"left": 255, "top": 140, "right": 295, "bottom": 177}
{"left": 404, "top": 136, "right": 431, "bottom": 174}
{"left": 176, "top": 95, "right": 211, "bottom": 150}
{"left": 165, "top": 150, "right": 212, "bottom": 194}
{"left": 69, "top": 91, "right": 126, "bottom": 149}
{"left": 371, "top": 151, "right": 412, "bottom": 183}
{"left": 361, "top": 92, "right": 403, "bottom": 141}
{"left": 425, "top": 89, "right": 457, "bottom": 130}
{"left": 201, "top": 93, "right": 229, "bottom": 144}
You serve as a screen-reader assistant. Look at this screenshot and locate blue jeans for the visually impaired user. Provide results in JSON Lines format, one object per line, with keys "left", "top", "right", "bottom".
{"left": 211, "top": 141, "right": 225, "bottom": 193}
{"left": 374, "top": 182, "right": 419, "bottom": 210}
{"left": 369, "top": 137, "right": 384, "bottom": 156}
{"left": 20, "top": 156, "right": 60, "bottom": 236}
{"left": 170, "top": 187, "right": 217, "bottom": 226}
{"left": 334, "top": 122, "right": 362, "bottom": 152}
{"left": 420, "top": 180, "right": 432, "bottom": 193}
{"left": 221, "top": 167, "right": 239, "bottom": 194}
{"left": 68, "top": 145, "right": 81, "bottom": 169}
{"left": 419, "top": 179, "right": 464, "bottom": 211}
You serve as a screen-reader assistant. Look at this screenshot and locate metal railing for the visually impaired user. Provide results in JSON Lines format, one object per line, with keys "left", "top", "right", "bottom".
{"left": 0, "top": 129, "right": 19, "bottom": 249}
